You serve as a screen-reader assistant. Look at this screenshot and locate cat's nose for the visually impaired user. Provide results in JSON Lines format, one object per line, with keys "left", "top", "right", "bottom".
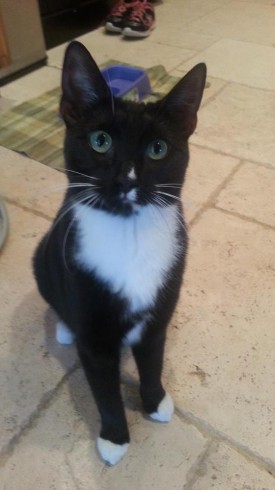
{"left": 116, "top": 165, "right": 137, "bottom": 193}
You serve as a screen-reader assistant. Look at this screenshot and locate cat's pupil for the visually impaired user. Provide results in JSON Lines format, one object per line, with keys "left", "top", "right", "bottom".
{"left": 154, "top": 141, "right": 162, "bottom": 154}
{"left": 96, "top": 133, "right": 106, "bottom": 147}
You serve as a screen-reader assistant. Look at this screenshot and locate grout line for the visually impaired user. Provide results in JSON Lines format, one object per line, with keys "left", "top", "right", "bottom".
{"left": 3, "top": 196, "right": 55, "bottom": 222}
{"left": 167, "top": 40, "right": 219, "bottom": 74}
{"left": 175, "top": 407, "right": 275, "bottom": 478}
{"left": 190, "top": 142, "right": 275, "bottom": 171}
{"left": 181, "top": 0, "right": 233, "bottom": 34}
{"left": 183, "top": 440, "right": 219, "bottom": 490}
{"left": 188, "top": 158, "right": 244, "bottom": 228}
{"left": 121, "top": 373, "right": 275, "bottom": 477}
{"left": 46, "top": 62, "right": 62, "bottom": 71}
{"left": 64, "top": 454, "right": 81, "bottom": 490}
{"left": 0, "top": 362, "right": 79, "bottom": 467}
{"left": 213, "top": 205, "right": 275, "bottom": 232}
{"left": 175, "top": 68, "right": 275, "bottom": 94}
{"left": 201, "top": 81, "right": 230, "bottom": 108}
{"left": 188, "top": 194, "right": 275, "bottom": 234}
{"left": 166, "top": 51, "right": 202, "bottom": 74}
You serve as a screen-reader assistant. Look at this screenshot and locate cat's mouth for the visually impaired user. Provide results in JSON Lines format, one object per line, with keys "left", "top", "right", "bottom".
{"left": 120, "top": 188, "right": 138, "bottom": 204}
{"left": 107, "top": 186, "right": 141, "bottom": 216}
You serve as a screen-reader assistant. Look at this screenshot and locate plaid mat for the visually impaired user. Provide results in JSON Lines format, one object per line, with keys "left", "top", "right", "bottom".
{"left": 0, "top": 62, "right": 180, "bottom": 170}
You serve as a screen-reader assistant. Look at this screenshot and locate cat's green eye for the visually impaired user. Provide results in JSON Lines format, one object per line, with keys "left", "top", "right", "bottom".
{"left": 146, "top": 140, "right": 168, "bottom": 160}
{"left": 89, "top": 130, "right": 112, "bottom": 153}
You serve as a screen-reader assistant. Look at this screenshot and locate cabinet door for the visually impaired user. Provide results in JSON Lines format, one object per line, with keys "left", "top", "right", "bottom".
{"left": 0, "top": 14, "right": 10, "bottom": 68}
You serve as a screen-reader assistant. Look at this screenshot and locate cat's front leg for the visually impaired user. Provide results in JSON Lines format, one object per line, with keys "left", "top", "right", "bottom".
{"left": 77, "top": 341, "right": 129, "bottom": 465}
{"left": 132, "top": 330, "right": 174, "bottom": 423}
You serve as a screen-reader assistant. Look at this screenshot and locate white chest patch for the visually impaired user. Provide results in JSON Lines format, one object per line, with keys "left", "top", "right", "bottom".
{"left": 74, "top": 203, "right": 180, "bottom": 313}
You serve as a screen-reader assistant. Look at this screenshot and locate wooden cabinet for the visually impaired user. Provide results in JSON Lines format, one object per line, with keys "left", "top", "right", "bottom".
{"left": 0, "top": 0, "right": 46, "bottom": 85}
{"left": 0, "top": 14, "right": 10, "bottom": 68}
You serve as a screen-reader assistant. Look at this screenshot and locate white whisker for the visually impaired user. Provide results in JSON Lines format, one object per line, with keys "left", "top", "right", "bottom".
{"left": 148, "top": 196, "right": 173, "bottom": 234}
{"left": 44, "top": 189, "right": 94, "bottom": 252}
{"left": 40, "top": 182, "right": 99, "bottom": 197}
{"left": 62, "top": 190, "right": 101, "bottom": 271}
{"left": 149, "top": 193, "right": 187, "bottom": 236}
{"left": 63, "top": 168, "right": 100, "bottom": 182}
{"left": 155, "top": 184, "right": 182, "bottom": 189}
{"left": 155, "top": 190, "right": 182, "bottom": 203}
{"left": 173, "top": 207, "right": 188, "bottom": 234}
{"left": 152, "top": 193, "right": 170, "bottom": 208}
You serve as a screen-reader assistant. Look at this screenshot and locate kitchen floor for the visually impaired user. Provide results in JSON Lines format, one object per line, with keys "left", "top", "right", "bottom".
{"left": 0, "top": 0, "right": 275, "bottom": 488}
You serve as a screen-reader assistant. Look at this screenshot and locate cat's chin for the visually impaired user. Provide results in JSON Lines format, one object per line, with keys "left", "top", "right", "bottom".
{"left": 99, "top": 200, "right": 141, "bottom": 218}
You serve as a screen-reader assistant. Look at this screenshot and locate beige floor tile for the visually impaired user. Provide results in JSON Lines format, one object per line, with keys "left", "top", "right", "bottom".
{"left": 48, "top": 28, "right": 197, "bottom": 72}
{"left": 0, "top": 203, "right": 77, "bottom": 452}
{"left": 155, "top": 0, "right": 232, "bottom": 24}
{"left": 147, "top": 0, "right": 220, "bottom": 51}
{"left": 191, "top": 83, "right": 275, "bottom": 167}
{"left": 164, "top": 209, "right": 275, "bottom": 461}
{"left": 0, "top": 95, "right": 15, "bottom": 112}
{"left": 187, "top": 0, "right": 275, "bottom": 46}
{"left": 70, "top": 415, "right": 207, "bottom": 489}
{"left": 1, "top": 369, "right": 208, "bottom": 490}
{"left": 216, "top": 161, "right": 275, "bottom": 228}
{"left": 169, "top": 70, "right": 228, "bottom": 107}
{"left": 82, "top": 29, "right": 197, "bottom": 71}
{"left": 0, "top": 66, "right": 61, "bottom": 106}
{"left": 182, "top": 145, "right": 239, "bottom": 222}
{"left": 178, "top": 39, "right": 275, "bottom": 90}
{"left": 148, "top": 28, "right": 218, "bottom": 52}
{"left": 0, "top": 147, "right": 66, "bottom": 219}
{"left": 192, "top": 443, "right": 275, "bottom": 489}
{"left": 47, "top": 43, "right": 67, "bottom": 70}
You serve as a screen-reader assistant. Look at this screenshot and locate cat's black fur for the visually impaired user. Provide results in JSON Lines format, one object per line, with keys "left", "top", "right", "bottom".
{"left": 33, "top": 41, "right": 206, "bottom": 464}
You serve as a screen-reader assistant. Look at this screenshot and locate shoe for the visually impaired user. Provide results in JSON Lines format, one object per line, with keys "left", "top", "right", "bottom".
{"left": 123, "top": 0, "right": 155, "bottom": 38}
{"left": 105, "top": 0, "right": 133, "bottom": 33}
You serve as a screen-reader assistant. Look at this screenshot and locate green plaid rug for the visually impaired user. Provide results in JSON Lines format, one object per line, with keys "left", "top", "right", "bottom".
{"left": 0, "top": 62, "right": 180, "bottom": 170}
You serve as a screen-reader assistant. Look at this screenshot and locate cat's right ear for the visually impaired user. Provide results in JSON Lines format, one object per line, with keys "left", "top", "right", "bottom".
{"left": 159, "top": 63, "right": 207, "bottom": 138}
{"left": 60, "top": 41, "right": 111, "bottom": 124}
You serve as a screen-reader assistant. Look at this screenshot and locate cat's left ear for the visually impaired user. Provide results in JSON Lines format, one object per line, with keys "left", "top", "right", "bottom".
{"left": 60, "top": 41, "right": 111, "bottom": 124}
{"left": 160, "top": 63, "right": 207, "bottom": 137}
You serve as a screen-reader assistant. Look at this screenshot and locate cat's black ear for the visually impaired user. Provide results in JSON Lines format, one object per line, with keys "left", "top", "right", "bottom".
{"left": 160, "top": 63, "right": 207, "bottom": 137}
{"left": 60, "top": 41, "right": 111, "bottom": 124}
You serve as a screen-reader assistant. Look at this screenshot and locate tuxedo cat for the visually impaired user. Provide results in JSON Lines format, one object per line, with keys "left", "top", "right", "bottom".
{"left": 33, "top": 41, "right": 206, "bottom": 465}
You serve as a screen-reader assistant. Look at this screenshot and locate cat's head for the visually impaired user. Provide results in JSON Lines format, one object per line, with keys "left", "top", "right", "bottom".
{"left": 60, "top": 41, "right": 206, "bottom": 217}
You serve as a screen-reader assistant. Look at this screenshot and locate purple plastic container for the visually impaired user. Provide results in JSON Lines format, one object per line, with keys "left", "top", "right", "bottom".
{"left": 101, "top": 65, "right": 151, "bottom": 101}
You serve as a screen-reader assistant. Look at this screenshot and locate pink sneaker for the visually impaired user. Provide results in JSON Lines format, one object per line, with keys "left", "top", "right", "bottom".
{"left": 105, "top": 0, "right": 134, "bottom": 33}
{"left": 123, "top": 0, "right": 156, "bottom": 38}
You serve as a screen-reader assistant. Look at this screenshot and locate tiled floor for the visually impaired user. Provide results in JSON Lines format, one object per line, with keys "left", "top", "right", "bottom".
{"left": 0, "top": 0, "right": 275, "bottom": 488}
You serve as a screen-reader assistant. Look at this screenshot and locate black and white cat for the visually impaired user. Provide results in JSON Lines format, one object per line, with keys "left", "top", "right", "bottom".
{"left": 33, "top": 41, "right": 206, "bottom": 465}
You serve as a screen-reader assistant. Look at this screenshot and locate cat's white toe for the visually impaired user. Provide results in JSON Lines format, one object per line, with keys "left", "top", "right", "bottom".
{"left": 97, "top": 437, "right": 129, "bottom": 466}
{"left": 56, "top": 320, "right": 75, "bottom": 345}
{"left": 149, "top": 392, "right": 174, "bottom": 423}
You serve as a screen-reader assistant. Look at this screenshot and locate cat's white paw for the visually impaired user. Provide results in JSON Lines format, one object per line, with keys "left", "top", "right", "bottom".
{"left": 97, "top": 437, "right": 129, "bottom": 466}
{"left": 149, "top": 392, "right": 174, "bottom": 423}
{"left": 56, "top": 320, "right": 75, "bottom": 345}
